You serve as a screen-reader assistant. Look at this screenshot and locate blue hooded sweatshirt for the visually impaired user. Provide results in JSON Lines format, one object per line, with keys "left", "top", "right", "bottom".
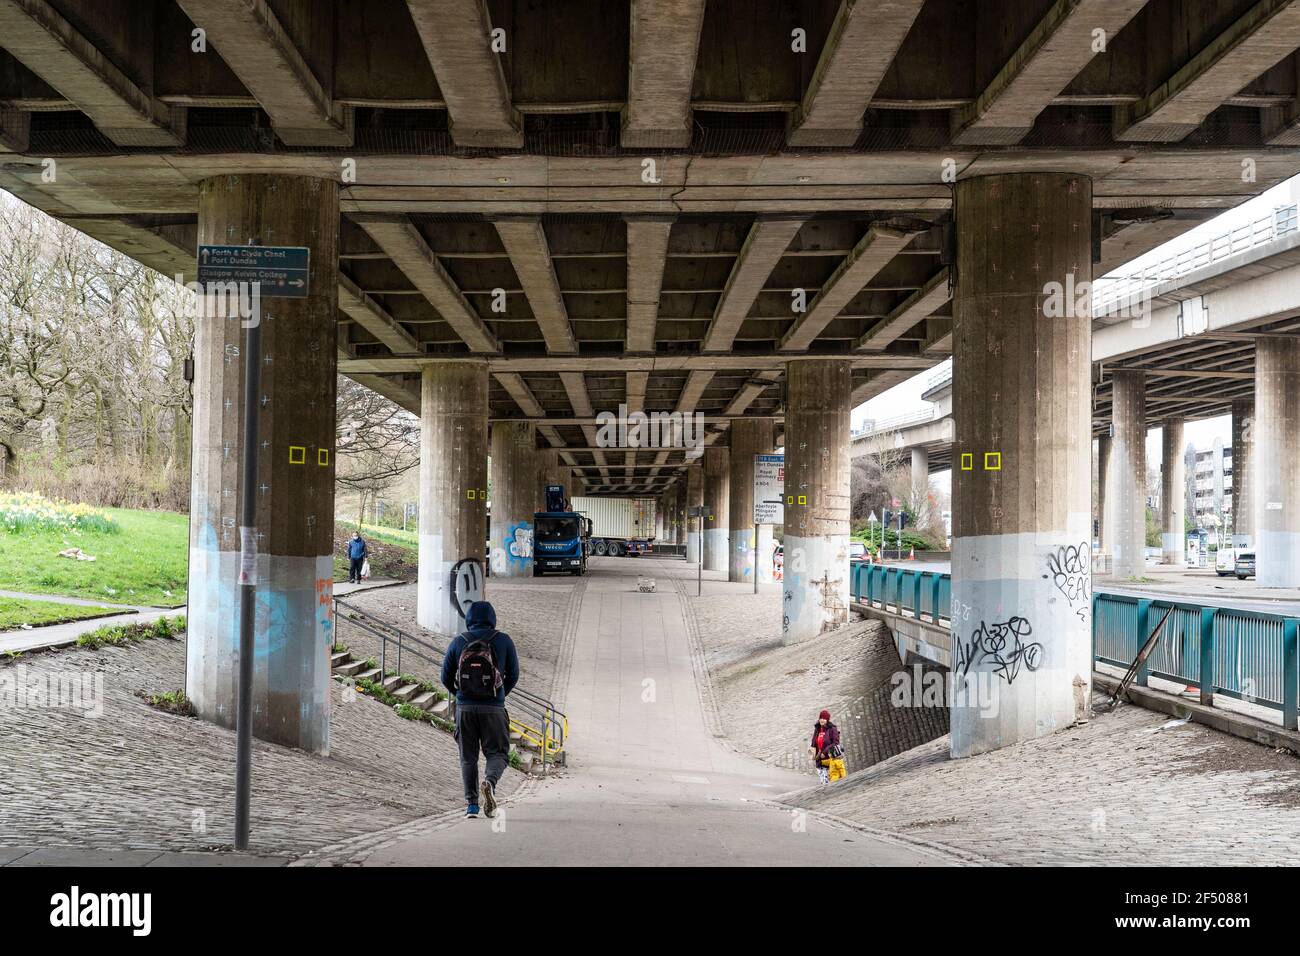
{"left": 440, "top": 601, "right": 520, "bottom": 707}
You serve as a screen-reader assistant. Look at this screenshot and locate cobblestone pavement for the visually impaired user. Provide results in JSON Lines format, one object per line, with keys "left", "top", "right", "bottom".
{"left": 0, "top": 626, "right": 527, "bottom": 859}
{"left": 785, "top": 696, "right": 1300, "bottom": 865}
{"left": 337, "top": 578, "right": 580, "bottom": 697}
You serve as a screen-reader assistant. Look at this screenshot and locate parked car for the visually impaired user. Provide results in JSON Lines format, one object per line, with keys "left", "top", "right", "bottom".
{"left": 1215, "top": 547, "right": 1237, "bottom": 576}
{"left": 849, "top": 541, "right": 867, "bottom": 561}
{"left": 1235, "top": 550, "right": 1256, "bottom": 580}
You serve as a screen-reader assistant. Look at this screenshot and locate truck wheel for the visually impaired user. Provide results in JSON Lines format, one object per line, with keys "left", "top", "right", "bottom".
{"left": 608, "top": 541, "right": 623, "bottom": 557}
{"left": 592, "top": 538, "right": 608, "bottom": 556}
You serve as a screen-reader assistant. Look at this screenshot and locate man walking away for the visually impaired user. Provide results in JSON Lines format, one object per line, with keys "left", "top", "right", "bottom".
{"left": 440, "top": 600, "right": 520, "bottom": 818}
{"left": 346, "top": 532, "right": 368, "bottom": 584}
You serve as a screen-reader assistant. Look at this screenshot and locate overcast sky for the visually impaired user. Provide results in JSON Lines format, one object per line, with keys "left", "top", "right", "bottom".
{"left": 851, "top": 172, "right": 1300, "bottom": 489}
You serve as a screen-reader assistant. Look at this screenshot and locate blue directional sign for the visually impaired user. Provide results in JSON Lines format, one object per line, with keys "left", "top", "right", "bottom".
{"left": 197, "top": 244, "right": 311, "bottom": 298}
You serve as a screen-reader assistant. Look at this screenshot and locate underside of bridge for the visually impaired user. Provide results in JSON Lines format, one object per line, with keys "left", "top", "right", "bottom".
{"left": 5, "top": 0, "right": 1300, "bottom": 754}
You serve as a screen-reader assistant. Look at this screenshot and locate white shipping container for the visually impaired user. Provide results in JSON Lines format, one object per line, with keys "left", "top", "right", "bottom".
{"left": 571, "top": 497, "right": 658, "bottom": 540}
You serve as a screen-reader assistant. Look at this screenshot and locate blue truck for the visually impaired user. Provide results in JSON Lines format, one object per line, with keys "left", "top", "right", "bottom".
{"left": 532, "top": 485, "right": 591, "bottom": 576}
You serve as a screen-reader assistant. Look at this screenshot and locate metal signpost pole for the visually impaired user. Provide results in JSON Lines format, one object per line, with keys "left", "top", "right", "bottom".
{"left": 234, "top": 299, "right": 261, "bottom": 851}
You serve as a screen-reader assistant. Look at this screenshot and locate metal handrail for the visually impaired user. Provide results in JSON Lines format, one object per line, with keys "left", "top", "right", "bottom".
{"left": 334, "top": 598, "right": 569, "bottom": 760}
{"left": 1092, "top": 203, "right": 1299, "bottom": 311}
{"left": 847, "top": 566, "right": 1299, "bottom": 730}
{"left": 852, "top": 407, "right": 936, "bottom": 440}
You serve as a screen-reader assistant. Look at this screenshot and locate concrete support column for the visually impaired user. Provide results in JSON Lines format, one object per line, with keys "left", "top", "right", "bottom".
{"left": 489, "top": 421, "right": 537, "bottom": 578}
{"left": 1096, "top": 433, "right": 1111, "bottom": 553}
{"left": 681, "top": 473, "right": 691, "bottom": 541}
{"left": 728, "top": 417, "right": 776, "bottom": 583}
{"left": 1111, "top": 370, "right": 1147, "bottom": 580}
{"left": 782, "top": 359, "right": 852, "bottom": 644}
{"left": 1256, "top": 339, "right": 1300, "bottom": 587}
{"left": 685, "top": 463, "right": 704, "bottom": 563}
{"left": 911, "top": 446, "right": 930, "bottom": 499}
{"left": 418, "top": 362, "right": 489, "bottom": 635}
{"left": 702, "top": 446, "right": 730, "bottom": 571}
{"left": 950, "top": 172, "right": 1093, "bottom": 759}
{"left": 186, "top": 174, "right": 339, "bottom": 753}
{"left": 1232, "top": 399, "right": 1255, "bottom": 547}
{"left": 1161, "top": 417, "right": 1185, "bottom": 564}
{"left": 536, "top": 447, "right": 567, "bottom": 508}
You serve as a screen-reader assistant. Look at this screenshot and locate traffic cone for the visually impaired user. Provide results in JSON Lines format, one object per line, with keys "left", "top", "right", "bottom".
{"left": 909, "top": 545, "right": 916, "bottom": 560}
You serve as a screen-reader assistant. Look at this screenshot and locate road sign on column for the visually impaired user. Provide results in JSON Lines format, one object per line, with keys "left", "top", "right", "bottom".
{"left": 754, "top": 454, "right": 784, "bottom": 524}
{"left": 197, "top": 244, "right": 311, "bottom": 298}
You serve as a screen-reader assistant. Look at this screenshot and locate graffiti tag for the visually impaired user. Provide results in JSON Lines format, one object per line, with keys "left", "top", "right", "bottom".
{"left": 1045, "top": 541, "right": 1090, "bottom": 621}
{"left": 450, "top": 557, "right": 485, "bottom": 620}
{"left": 954, "top": 616, "right": 1043, "bottom": 685}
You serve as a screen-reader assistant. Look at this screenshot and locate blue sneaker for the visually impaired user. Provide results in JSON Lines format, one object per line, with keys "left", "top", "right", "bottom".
{"left": 466, "top": 803, "right": 480, "bottom": 819}
{"left": 481, "top": 781, "right": 498, "bottom": 818}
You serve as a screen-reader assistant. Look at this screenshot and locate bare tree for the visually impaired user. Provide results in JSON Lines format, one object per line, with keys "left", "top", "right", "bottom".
{"left": 335, "top": 376, "right": 419, "bottom": 524}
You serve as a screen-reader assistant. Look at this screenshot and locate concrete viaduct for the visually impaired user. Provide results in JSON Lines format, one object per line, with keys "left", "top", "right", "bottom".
{"left": 3, "top": 0, "right": 1300, "bottom": 759}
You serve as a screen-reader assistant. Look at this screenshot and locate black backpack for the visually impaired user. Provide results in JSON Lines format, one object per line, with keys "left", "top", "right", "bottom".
{"left": 456, "top": 632, "right": 503, "bottom": 699}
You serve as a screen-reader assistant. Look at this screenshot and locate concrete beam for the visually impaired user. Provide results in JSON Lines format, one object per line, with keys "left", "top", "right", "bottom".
{"left": 560, "top": 371, "right": 608, "bottom": 477}
{"left": 494, "top": 218, "right": 578, "bottom": 355}
{"left": 624, "top": 369, "right": 649, "bottom": 472}
{"left": 850, "top": 368, "right": 912, "bottom": 406}
{"left": 0, "top": 0, "right": 183, "bottom": 146}
{"left": 355, "top": 216, "right": 500, "bottom": 354}
{"left": 953, "top": 0, "right": 1149, "bottom": 145}
{"left": 337, "top": 274, "right": 420, "bottom": 355}
{"left": 622, "top": 0, "right": 706, "bottom": 148}
{"left": 625, "top": 216, "right": 674, "bottom": 353}
{"left": 702, "top": 218, "right": 805, "bottom": 352}
{"left": 339, "top": 352, "right": 937, "bottom": 374}
{"left": 857, "top": 268, "right": 951, "bottom": 351}
{"left": 176, "top": 0, "right": 350, "bottom": 146}
{"left": 786, "top": 0, "right": 926, "bottom": 147}
{"left": 405, "top": 0, "right": 522, "bottom": 148}
{"left": 350, "top": 373, "right": 421, "bottom": 413}
{"left": 779, "top": 224, "right": 920, "bottom": 352}
{"left": 494, "top": 371, "right": 544, "bottom": 418}
{"left": 921, "top": 318, "right": 953, "bottom": 356}
{"left": 723, "top": 371, "right": 781, "bottom": 417}
{"left": 0, "top": 108, "right": 30, "bottom": 153}
{"left": 1116, "top": 0, "right": 1300, "bottom": 142}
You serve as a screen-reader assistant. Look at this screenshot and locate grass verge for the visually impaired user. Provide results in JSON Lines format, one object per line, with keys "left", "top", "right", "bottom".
{"left": 0, "top": 507, "right": 188, "bottom": 607}
{"left": 0, "top": 597, "right": 127, "bottom": 631}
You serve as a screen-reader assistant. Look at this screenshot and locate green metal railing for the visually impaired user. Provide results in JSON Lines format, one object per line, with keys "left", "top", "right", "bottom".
{"left": 849, "top": 561, "right": 1300, "bottom": 730}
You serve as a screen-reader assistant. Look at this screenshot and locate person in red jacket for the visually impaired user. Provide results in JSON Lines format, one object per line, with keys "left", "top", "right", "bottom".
{"left": 808, "top": 709, "right": 846, "bottom": 784}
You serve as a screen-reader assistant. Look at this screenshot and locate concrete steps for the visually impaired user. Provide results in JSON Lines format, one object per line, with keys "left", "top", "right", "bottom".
{"left": 330, "top": 646, "right": 551, "bottom": 774}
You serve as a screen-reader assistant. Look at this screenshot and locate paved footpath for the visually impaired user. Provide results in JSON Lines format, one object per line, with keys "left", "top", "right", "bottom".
{"left": 302, "top": 558, "right": 963, "bottom": 867}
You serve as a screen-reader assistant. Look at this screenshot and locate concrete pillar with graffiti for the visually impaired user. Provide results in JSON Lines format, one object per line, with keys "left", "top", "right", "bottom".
{"left": 185, "top": 174, "right": 339, "bottom": 753}
{"left": 490, "top": 421, "right": 537, "bottom": 578}
{"left": 702, "top": 445, "right": 729, "bottom": 572}
{"left": 950, "top": 172, "right": 1093, "bottom": 759}
{"left": 781, "top": 359, "right": 852, "bottom": 644}
{"left": 418, "top": 362, "right": 489, "bottom": 636}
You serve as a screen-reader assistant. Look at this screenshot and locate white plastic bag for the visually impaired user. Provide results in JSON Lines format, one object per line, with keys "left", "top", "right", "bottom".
{"left": 361, "top": 558, "right": 371, "bottom": 580}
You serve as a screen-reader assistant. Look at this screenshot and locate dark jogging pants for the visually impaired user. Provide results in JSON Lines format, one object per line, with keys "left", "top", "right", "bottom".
{"left": 455, "top": 703, "right": 510, "bottom": 803}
